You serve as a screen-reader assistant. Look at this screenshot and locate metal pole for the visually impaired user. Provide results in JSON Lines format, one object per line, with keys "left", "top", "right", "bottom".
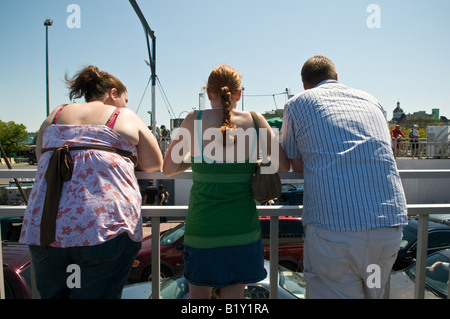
{"left": 129, "top": 0, "right": 156, "bottom": 135}
{"left": 414, "top": 214, "right": 429, "bottom": 299}
{"left": 0, "top": 144, "right": 27, "bottom": 204}
{"left": 151, "top": 37, "right": 156, "bottom": 136}
{"left": 447, "top": 263, "right": 450, "bottom": 299}
{"left": 144, "top": 35, "right": 155, "bottom": 135}
{"left": 44, "top": 19, "right": 53, "bottom": 116}
{"left": 45, "top": 26, "right": 49, "bottom": 116}
{"left": 151, "top": 216, "right": 160, "bottom": 299}
{"left": 0, "top": 219, "right": 4, "bottom": 299}
{"left": 269, "top": 216, "right": 279, "bottom": 299}
{"left": 151, "top": 81, "right": 156, "bottom": 135}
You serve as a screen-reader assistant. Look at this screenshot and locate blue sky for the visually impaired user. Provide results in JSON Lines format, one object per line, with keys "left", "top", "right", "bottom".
{"left": 1, "top": 0, "right": 449, "bottom": 132}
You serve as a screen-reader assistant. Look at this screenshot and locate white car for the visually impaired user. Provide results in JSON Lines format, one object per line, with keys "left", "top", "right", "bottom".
{"left": 122, "top": 260, "right": 306, "bottom": 299}
{"left": 389, "top": 249, "right": 450, "bottom": 299}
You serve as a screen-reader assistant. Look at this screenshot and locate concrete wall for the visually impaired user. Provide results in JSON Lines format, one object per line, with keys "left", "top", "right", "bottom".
{"left": 174, "top": 179, "right": 192, "bottom": 205}
{"left": 171, "top": 159, "right": 450, "bottom": 205}
{"left": 397, "top": 159, "right": 450, "bottom": 204}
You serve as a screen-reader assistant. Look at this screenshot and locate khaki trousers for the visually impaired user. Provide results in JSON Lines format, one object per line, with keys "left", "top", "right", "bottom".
{"left": 303, "top": 224, "right": 402, "bottom": 299}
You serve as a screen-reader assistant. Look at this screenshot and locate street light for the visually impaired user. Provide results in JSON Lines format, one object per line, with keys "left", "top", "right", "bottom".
{"left": 44, "top": 19, "right": 53, "bottom": 117}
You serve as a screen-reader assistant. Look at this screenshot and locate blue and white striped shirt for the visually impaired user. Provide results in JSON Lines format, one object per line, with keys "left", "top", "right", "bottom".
{"left": 282, "top": 80, "right": 408, "bottom": 231}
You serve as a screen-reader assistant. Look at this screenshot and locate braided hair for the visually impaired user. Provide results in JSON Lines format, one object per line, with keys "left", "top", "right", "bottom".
{"left": 207, "top": 65, "right": 241, "bottom": 145}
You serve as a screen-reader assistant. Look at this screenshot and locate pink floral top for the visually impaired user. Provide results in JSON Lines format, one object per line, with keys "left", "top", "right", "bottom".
{"left": 19, "top": 125, "right": 142, "bottom": 247}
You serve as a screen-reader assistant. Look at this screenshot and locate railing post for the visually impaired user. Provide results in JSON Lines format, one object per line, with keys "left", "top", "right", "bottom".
{"left": 447, "top": 262, "right": 450, "bottom": 299}
{"left": 269, "top": 215, "right": 279, "bottom": 299}
{"left": 414, "top": 214, "right": 429, "bottom": 299}
{"left": 0, "top": 219, "right": 5, "bottom": 299}
{"left": 151, "top": 215, "right": 161, "bottom": 299}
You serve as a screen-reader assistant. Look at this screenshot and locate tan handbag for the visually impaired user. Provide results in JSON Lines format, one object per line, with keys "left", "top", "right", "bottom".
{"left": 250, "top": 112, "right": 282, "bottom": 202}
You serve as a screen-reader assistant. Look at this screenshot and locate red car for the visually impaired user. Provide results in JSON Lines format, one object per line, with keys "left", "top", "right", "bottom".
{"left": 2, "top": 242, "right": 32, "bottom": 299}
{"left": 259, "top": 217, "right": 304, "bottom": 271}
{"left": 128, "top": 217, "right": 304, "bottom": 282}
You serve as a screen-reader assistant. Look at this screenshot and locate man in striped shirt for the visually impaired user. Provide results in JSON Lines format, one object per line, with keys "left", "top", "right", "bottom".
{"left": 282, "top": 56, "right": 408, "bottom": 298}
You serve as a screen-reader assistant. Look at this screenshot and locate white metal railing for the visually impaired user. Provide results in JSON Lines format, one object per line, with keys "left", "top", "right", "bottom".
{"left": 392, "top": 139, "right": 449, "bottom": 158}
{"left": 1, "top": 169, "right": 450, "bottom": 299}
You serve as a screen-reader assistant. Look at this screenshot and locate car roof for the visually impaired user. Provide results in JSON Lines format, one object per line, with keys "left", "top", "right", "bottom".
{"left": 259, "top": 216, "right": 302, "bottom": 221}
{"left": 123, "top": 259, "right": 306, "bottom": 299}
{"left": 437, "top": 248, "right": 450, "bottom": 259}
{"left": 2, "top": 242, "right": 30, "bottom": 271}
{"left": 429, "top": 214, "right": 450, "bottom": 224}
{"left": 407, "top": 218, "right": 450, "bottom": 231}
{"left": 0, "top": 216, "right": 23, "bottom": 222}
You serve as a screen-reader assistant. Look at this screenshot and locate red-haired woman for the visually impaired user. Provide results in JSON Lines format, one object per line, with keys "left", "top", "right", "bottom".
{"left": 163, "top": 65, "right": 289, "bottom": 298}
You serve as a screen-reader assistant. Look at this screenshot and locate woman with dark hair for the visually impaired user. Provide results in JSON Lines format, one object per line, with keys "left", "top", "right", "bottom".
{"left": 20, "top": 65, "right": 162, "bottom": 298}
{"left": 163, "top": 65, "right": 289, "bottom": 298}
{"left": 157, "top": 184, "right": 169, "bottom": 206}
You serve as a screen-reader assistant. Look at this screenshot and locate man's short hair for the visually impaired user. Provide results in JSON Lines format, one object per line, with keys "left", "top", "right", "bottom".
{"left": 301, "top": 56, "right": 337, "bottom": 88}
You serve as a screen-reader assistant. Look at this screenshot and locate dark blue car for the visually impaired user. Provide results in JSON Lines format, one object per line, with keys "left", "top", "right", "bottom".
{"left": 393, "top": 218, "right": 450, "bottom": 270}
{"left": 275, "top": 183, "right": 304, "bottom": 205}
{"left": 1, "top": 216, "right": 23, "bottom": 241}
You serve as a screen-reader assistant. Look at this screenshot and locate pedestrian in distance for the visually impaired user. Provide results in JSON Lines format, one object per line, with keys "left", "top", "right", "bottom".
{"left": 158, "top": 183, "right": 169, "bottom": 222}
{"left": 143, "top": 179, "right": 158, "bottom": 205}
{"left": 160, "top": 124, "right": 171, "bottom": 158}
{"left": 143, "top": 179, "right": 158, "bottom": 222}
{"left": 390, "top": 124, "right": 405, "bottom": 157}
{"left": 409, "top": 124, "right": 421, "bottom": 159}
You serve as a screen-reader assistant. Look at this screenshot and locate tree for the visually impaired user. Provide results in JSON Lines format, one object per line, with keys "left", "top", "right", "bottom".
{"left": 0, "top": 120, "right": 28, "bottom": 157}
{"left": 397, "top": 117, "right": 442, "bottom": 132}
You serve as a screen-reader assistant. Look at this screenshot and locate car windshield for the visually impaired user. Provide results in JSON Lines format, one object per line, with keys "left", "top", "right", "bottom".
{"left": 278, "top": 266, "right": 306, "bottom": 299}
{"left": 405, "top": 252, "right": 449, "bottom": 298}
{"left": 155, "top": 265, "right": 307, "bottom": 299}
{"left": 400, "top": 224, "right": 417, "bottom": 249}
{"left": 157, "top": 276, "right": 189, "bottom": 299}
{"left": 281, "top": 183, "right": 303, "bottom": 191}
{"left": 160, "top": 223, "right": 185, "bottom": 246}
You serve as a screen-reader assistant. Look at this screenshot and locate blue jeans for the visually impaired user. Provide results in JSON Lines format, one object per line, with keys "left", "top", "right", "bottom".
{"left": 29, "top": 233, "right": 141, "bottom": 299}
{"left": 183, "top": 240, "right": 267, "bottom": 287}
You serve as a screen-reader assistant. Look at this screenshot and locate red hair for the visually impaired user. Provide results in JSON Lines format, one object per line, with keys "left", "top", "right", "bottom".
{"left": 207, "top": 65, "right": 241, "bottom": 145}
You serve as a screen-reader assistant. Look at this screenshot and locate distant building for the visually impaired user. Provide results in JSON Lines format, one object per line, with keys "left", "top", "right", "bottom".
{"left": 390, "top": 102, "right": 443, "bottom": 125}
{"left": 431, "top": 108, "right": 440, "bottom": 119}
{"left": 391, "top": 102, "right": 406, "bottom": 124}
{"left": 26, "top": 132, "right": 36, "bottom": 145}
{"left": 262, "top": 109, "right": 284, "bottom": 120}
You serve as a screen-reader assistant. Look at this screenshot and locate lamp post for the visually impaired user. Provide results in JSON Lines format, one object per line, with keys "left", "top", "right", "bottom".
{"left": 44, "top": 19, "right": 53, "bottom": 117}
